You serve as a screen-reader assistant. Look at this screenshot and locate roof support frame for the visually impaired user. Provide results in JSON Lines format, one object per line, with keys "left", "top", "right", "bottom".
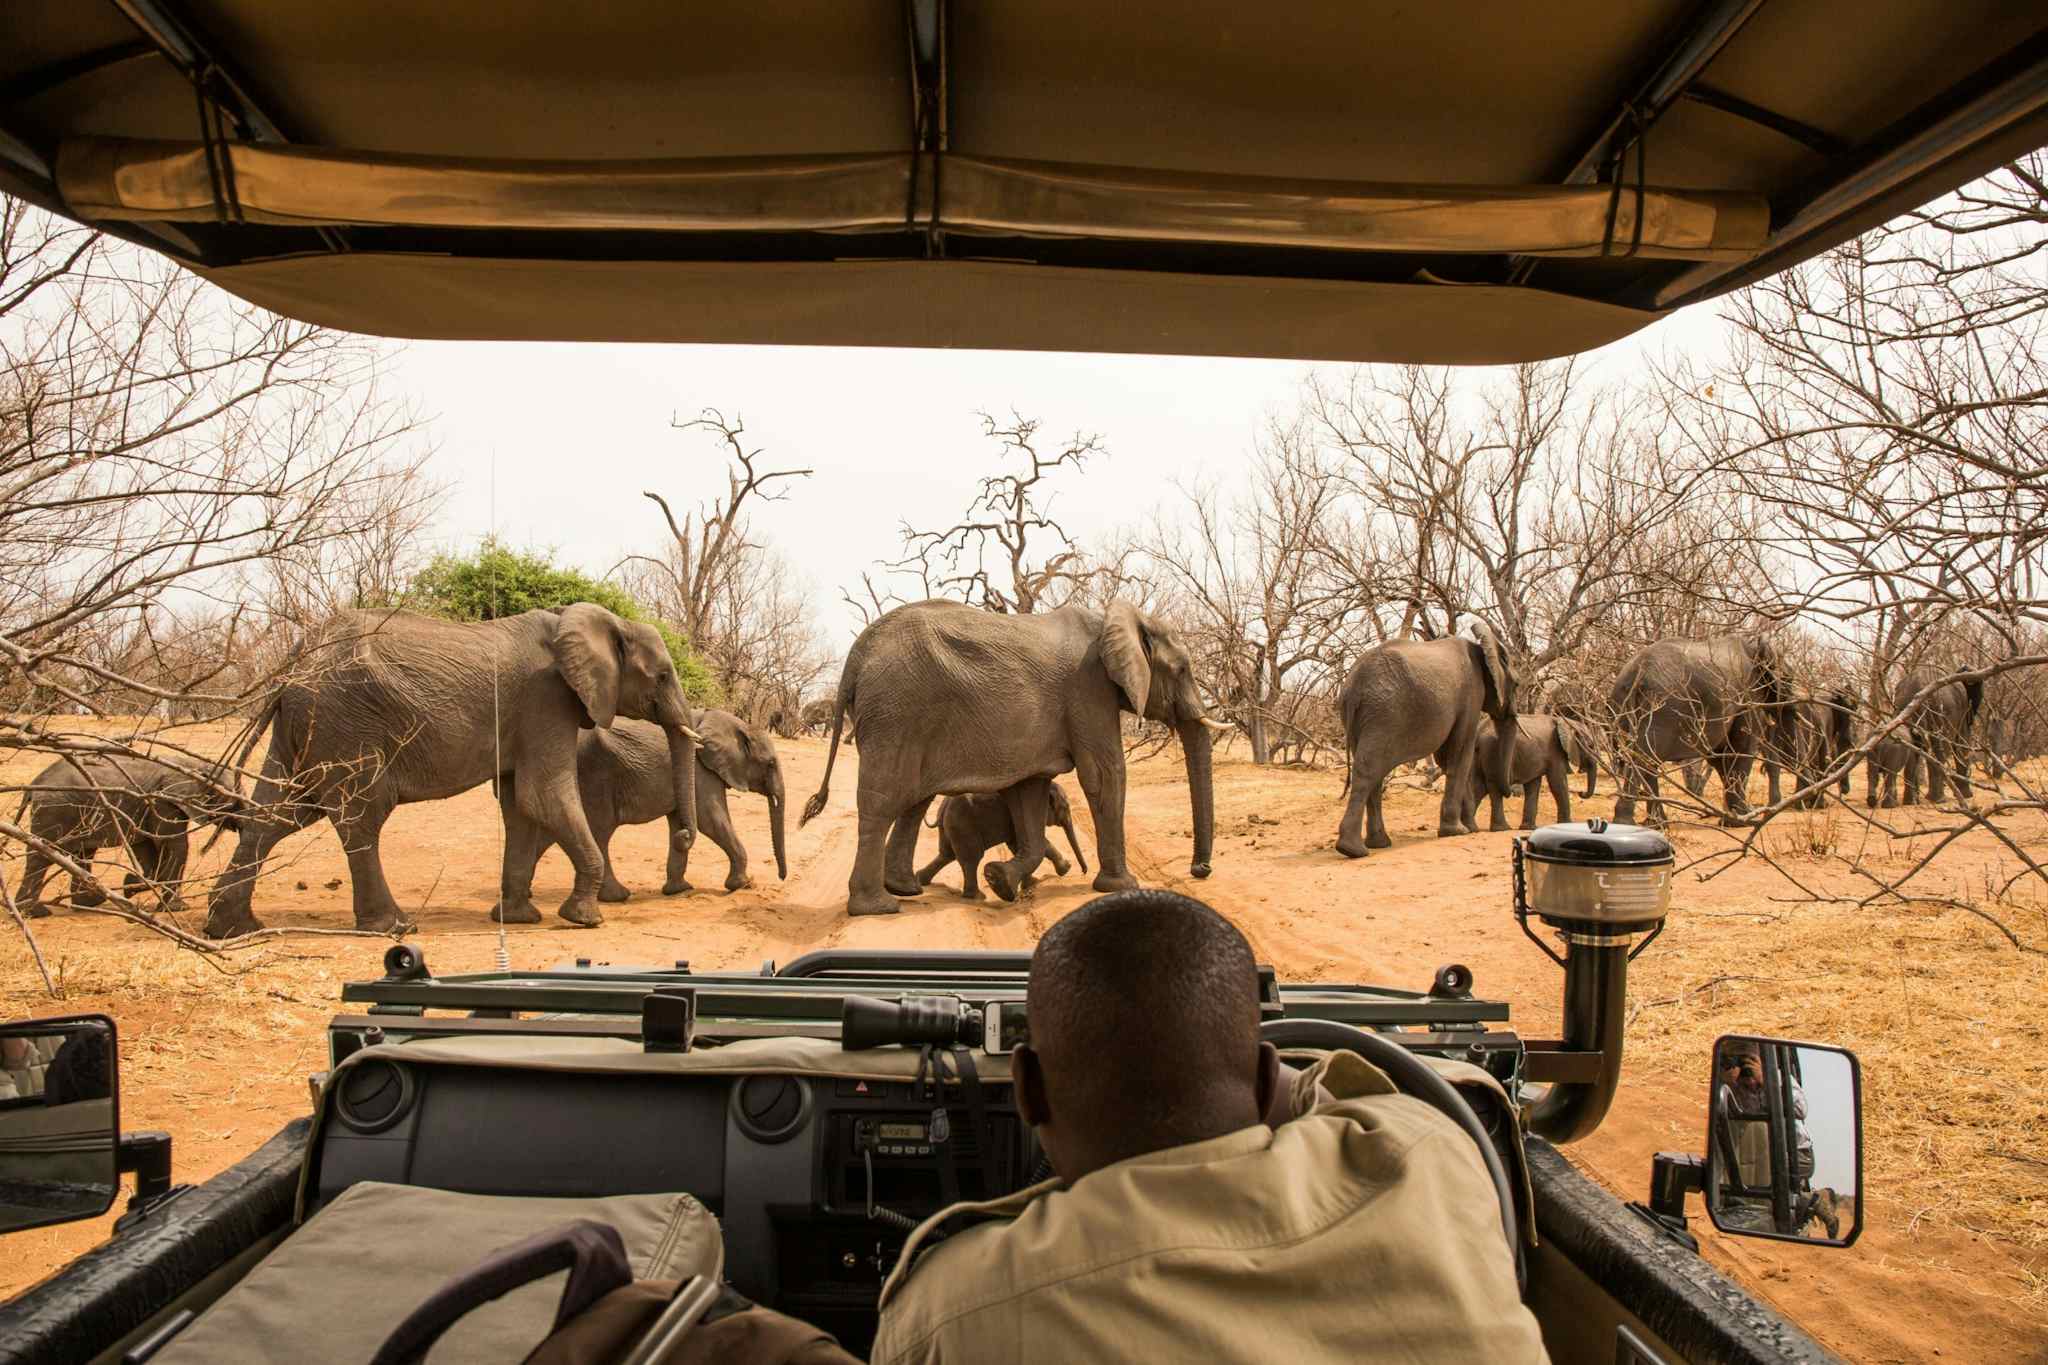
{"left": 0, "top": 42, "right": 157, "bottom": 109}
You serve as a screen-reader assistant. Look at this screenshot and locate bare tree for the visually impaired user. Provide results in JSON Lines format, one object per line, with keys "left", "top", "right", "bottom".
{"left": 0, "top": 199, "right": 431, "bottom": 963}
{"left": 889, "top": 412, "right": 1106, "bottom": 613}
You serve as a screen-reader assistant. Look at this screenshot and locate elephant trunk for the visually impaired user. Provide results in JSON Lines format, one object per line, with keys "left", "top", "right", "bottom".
{"left": 1180, "top": 720, "right": 1216, "bottom": 879}
{"left": 1579, "top": 730, "right": 1598, "bottom": 799}
{"left": 767, "top": 768, "right": 789, "bottom": 881}
{"left": 1490, "top": 714, "right": 1518, "bottom": 801}
{"left": 663, "top": 721, "right": 699, "bottom": 853}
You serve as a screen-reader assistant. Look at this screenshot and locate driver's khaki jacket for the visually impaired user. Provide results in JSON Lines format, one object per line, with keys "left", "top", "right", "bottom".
{"left": 872, "top": 1080, "right": 1548, "bottom": 1363}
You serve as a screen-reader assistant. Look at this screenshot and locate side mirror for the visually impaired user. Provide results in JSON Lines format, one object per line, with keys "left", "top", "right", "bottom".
{"left": 1705, "top": 1035, "right": 1862, "bottom": 1247}
{"left": 1631, "top": 1034, "right": 1862, "bottom": 1250}
{"left": 0, "top": 1015, "right": 121, "bottom": 1234}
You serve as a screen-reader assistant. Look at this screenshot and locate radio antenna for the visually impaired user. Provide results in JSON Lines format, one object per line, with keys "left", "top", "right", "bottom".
{"left": 491, "top": 449, "right": 509, "bottom": 972}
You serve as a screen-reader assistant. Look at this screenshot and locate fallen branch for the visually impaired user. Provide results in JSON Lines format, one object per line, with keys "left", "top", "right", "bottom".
{"left": 1627, "top": 974, "right": 1763, "bottom": 1025}
{"left": 0, "top": 875, "right": 58, "bottom": 998}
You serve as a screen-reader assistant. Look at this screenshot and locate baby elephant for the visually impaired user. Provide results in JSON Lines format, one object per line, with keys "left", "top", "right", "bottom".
{"left": 917, "top": 779, "right": 1088, "bottom": 901}
{"left": 500, "top": 710, "right": 786, "bottom": 916}
{"left": 13, "top": 753, "right": 242, "bottom": 917}
{"left": 1865, "top": 733, "right": 1922, "bottom": 809}
{"left": 1461, "top": 714, "right": 1596, "bottom": 833}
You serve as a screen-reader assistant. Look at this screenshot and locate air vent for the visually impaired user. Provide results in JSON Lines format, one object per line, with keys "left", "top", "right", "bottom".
{"left": 731, "top": 1075, "right": 811, "bottom": 1144}
{"left": 332, "top": 1059, "right": 415, "bottom": 1134}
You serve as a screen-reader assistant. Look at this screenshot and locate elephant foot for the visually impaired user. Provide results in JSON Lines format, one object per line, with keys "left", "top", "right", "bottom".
{"left": 883, "top": 877, "right": 923, "bottom": 899}
{"left": 984, "top": 864, "right": 1021, "bottom": 903}
{"left": 72, "top": 888, "right": 108, "bottom": 908}
{"left": 356, "top": 906, "right": 414, "bottom": 936}
{"left": 1046, "top": 857, "right": 1071, "bottom": 878}
{"left": 724, "top": 872, "right": 753, "bottom": 893}
{"left": 1189, "top": 859, "right": 1212, "bottom": 879}
{"left": 1488, "top": 821, "right": 1512, "bottom": 834}
{"left": 662, "top": 878, "right": 693, "bottom": 896}
{"left": 1438, "top": 822, "right": 1471, "bottom": 839}
{"left": 204, "top": 907, "right": 264, "bottom": 939}
{"left": 158, "top": 895, "right": 188, "bottom": 916}
{"left": 557, "top": 896, "right": 605, "bottom": 928}
{"left": 848, "top": 891, "right": 902, "bottom": 917}
{"left": 1366, "top": 831, "right": 1394, "bottom": 850}
{"left": 1335, "top": 836, "right": 1370, "bottom": 860}
{"left": 958, "top": 884, "right": 984, "bottom": 901}
{"left": 1091, "top": 872, "right": 1139, "bottom": 894}
{"left": 599, "top": 882, "right": 631, "bottom": 904}
{"left": 25, "top": 902, "right": 51, "bottom": 919}
{"left": 1719, "top": 813, "right": 1748, "bottom": 828}
{"left": 490, "top": 899, "right": 543, "bottom": 925}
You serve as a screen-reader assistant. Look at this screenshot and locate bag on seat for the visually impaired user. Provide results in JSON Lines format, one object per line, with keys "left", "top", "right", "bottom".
{"left": 155, "top": 1182, "right": 721, "bottom": 1364}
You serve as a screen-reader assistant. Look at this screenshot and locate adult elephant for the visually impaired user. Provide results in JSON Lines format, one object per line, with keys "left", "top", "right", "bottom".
{"left": 204, "top": 605, "right": 700, "bottom": 937}
{"left": 499, "top": 709, "right": 785, "bottom": 910}
{"left": 1335, "top": 621, "right": 1517, "bottom": 857}
{"left": 800, "top": 599, "right": 1225, "bottom": 917}
{"left": 1896, "top": 667, "right": 1984, "bottom": 804}
{"left": 1765, "top": 686, "right": 1858, "bottom": 809}
{"left": 1609, "top": 634, "right": 1789, "bottom": 827}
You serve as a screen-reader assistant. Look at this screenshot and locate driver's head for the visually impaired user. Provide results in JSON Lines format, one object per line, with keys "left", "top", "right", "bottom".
{"left": 1015, "top": 889, "right": 1279, "bottom": 1182}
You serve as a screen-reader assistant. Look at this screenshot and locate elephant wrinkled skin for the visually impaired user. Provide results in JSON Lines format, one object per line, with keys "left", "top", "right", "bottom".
{"left": 501, "top": 710, "right": 786, "bottom": 909}
{"left": 916, "top": 778, "right": 1089, "bottom": 901}
{"left": 1763, "top": 687, "right": 1858, "bottom": 809}
{"left": 1335, "top": 621, "right": 1517, "bottom": 857}
{"left": 1609, "top": 634, "right": 1789, "bottom": 827}
{"left": 204, "top": 605, "right": 699, "bottom": 937}
{"left": 802, "top": 600, "right": 1224, "bottom": 917}
{"left": 14, "top": 754, "right": 243, "bottom": 917}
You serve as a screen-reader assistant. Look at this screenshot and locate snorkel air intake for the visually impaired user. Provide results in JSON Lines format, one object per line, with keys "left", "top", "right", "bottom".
{"left": 1513, "top": 820, "right": 1674, "bottom": 1143}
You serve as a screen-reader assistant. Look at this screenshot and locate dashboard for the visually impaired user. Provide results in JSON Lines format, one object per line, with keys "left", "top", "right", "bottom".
{"left": 308, "top": 1050, "right": 1032, "bottom": 1346}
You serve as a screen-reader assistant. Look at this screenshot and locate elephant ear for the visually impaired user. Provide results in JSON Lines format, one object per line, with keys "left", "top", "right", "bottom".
{"left": 1464, "top": 619, "right": 1515, "bottom": 719}
{"left": 699, "top": 714, "right": 753, "bottom": 793}
{"left": 1099, "top": 602, "right": 1152, "bottom": 717}
{"left": 551, "top": 603, "right": 624, "bottom": 729}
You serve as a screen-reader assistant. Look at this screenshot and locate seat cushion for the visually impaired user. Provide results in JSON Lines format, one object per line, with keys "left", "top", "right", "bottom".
{"left": 156, "top": 1182, "right": 721, "bottom": 1364}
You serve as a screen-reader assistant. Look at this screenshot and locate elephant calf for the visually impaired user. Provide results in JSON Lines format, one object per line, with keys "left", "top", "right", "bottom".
{"left": 1865, "top": 734, "right": 1922, "bottom": 809}
{"left": 916, "top": 779, "right": 1089, "bottom": 901}
{"left": 500, "top": 710, "right": 787, "bottom": 915}
{"left": 1461, "top": 714, "right": 1594, "bottom": 833}
{"left": 13, "top": 754, "right": 241, "bottom": 917}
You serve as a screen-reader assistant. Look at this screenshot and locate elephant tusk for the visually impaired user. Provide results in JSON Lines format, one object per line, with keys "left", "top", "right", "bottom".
{"left": 673, "top": 724, "right": 704, "bottom": 743}
{"left": 1198, "top": 718, "right": 1233, "bottom": 733}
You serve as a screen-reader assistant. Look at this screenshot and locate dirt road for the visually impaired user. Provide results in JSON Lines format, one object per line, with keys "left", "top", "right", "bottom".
{"left": 3, "top": 727, "right": 2044, "bottom": 1360}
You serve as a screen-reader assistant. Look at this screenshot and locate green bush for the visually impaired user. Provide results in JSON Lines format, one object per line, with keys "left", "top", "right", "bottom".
{"left": 409, "top": 539, "right": 719, "bottom": 703}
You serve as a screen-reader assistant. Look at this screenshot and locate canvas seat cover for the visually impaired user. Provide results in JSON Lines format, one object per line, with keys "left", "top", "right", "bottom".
{"left": 155, "top": 1181, "right": 722, "bottom": 1365}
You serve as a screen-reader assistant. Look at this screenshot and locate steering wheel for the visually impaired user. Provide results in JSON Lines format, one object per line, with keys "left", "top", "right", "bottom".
{"left": 1262, "top": 1019, "right": 1523, "bottom": 1293}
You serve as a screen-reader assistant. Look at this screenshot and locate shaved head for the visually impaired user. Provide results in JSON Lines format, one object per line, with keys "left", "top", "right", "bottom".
{"left": 1019, "top": 890, "right": 1273, "bottom": 1179}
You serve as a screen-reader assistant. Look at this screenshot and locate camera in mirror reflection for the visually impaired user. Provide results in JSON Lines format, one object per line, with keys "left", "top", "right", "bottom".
{"left": 1707, "top": 1036, "right": 1861, "bottom": 1246}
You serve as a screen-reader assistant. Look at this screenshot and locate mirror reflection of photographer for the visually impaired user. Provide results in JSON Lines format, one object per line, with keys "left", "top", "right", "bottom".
{"left": 1713, "top": 1040, "right": 1818, "bottom": 1237}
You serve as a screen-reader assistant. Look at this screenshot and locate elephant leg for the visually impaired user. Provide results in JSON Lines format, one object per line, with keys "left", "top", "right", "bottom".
{"left": 512, "top": 759, "right": 608, "bottom": 927}
{"left": 204, "top": 759, "right": 325, "bottom": 938}
{"left": 847, "top": 804, "right": 903, "bottom": 917}
{"left": 1336, "top": 750, "right": 1376, "bottom": 858}
{"left": 987, "top": 780, "right": 1053, "bottom": 903}
{"left": 662, "top": 811, "right": 694, "bottom": 895}
{"left": 1903, "top": 748, "right": 1924, "bottom": 806}
{"left": 148, "top": 835, "right": 190, "bottom": 913}
{"left": 1075, "top": 751, "right": 1138, "bottom": 892}
{"left": 699, "top": 784, "right": 750, "bottom": 893}
{"left": 15, "top": 845, "right": 54, "bottom": 918}
{"left": 1546, "top": 762, "right": 1573, "bottom": 827}
{"left": 1519, "top": 780, "right": 1542, "bottom": 831}
{"left": 915, "top": 827, "right": 954, "bottom": 889}
{"left": 1366, "top": 777, "right": 1395, "bottom": 850}
{"left": 1043, "top": 843, "right": 1072, "bottom": 877}
{"left": 1487, "top": 780, "right": 1511, "bottom": 834}
{"left": 594, "top": 819, "right": 631, "bottom": 902}
{"left": 1713, "top": 750, "right": 1754, "bottom": 826}
{"left": 884, "top": 797, "right": 932, "bottom": 898}
{"left": 334, "top": 798, "right": 411, "bottom": 933}
{"left": 1943, "top": 742, "right": 1972, "bottom": 801}
{"left": 956, "top": 837, "right": 988, "bottom": 901}
{"left": 491, "top": 782, "right": 547, "bottom": 923}
{"left": 1436, "top": 716, "right": 1480, "bottom": 838}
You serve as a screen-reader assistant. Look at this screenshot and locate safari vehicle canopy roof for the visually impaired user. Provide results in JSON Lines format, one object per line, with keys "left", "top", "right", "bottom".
{"left": 4, "top": 2, "right": 2044, "bottom": 362}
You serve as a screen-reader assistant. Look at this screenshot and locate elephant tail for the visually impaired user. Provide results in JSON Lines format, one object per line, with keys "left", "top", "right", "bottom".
{"left": 800, "top": 670, "right": 854, "bottom": 828}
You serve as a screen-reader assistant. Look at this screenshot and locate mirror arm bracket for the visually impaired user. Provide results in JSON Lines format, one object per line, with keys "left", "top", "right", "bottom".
{"left": 115, "top": 1130, "right": 190, "bottom": 1231}
{"left": 1626, "top": 1152, "right": 1705, "bottom": 1251}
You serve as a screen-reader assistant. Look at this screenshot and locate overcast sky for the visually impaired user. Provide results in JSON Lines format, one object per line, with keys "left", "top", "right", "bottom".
{"left": 387, "top": 301, "right": 1735, "bottom": 650}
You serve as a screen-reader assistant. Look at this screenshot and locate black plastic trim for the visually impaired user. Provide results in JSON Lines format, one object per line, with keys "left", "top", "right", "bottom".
{"left": 1527, "top": 1138, "right": 1840, "bottom": 1364}
{"left": 0, "top": 1117, "right": 309, "bottom": 1365}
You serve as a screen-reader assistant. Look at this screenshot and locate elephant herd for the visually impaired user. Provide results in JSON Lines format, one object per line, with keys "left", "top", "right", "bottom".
{"left": 14, "top": 604, "right": 789, "bottom": 936}
{"left": 6, "top": 601, "right": 2018, "bottom": 933}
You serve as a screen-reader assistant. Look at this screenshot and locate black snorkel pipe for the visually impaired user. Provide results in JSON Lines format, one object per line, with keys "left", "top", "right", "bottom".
{"left": 1512, "top": 822, "right": 1674, "bottom": 1144}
